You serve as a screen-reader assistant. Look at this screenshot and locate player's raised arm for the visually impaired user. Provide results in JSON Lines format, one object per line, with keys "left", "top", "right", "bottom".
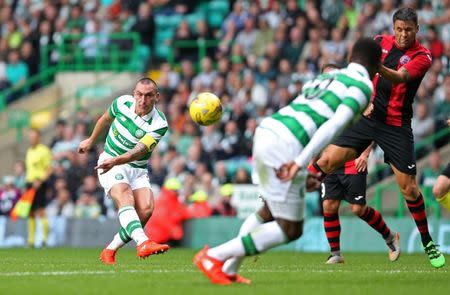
{"left": 78, "top": 110, "right": 114, "bottom": 153}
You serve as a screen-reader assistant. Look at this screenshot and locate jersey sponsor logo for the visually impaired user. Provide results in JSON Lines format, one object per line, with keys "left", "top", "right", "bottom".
{"left": 399, "top": 55, "right": 411, "bottom": 66}
{"left": 115, "top": 173, "right": 124, "bottom": 180}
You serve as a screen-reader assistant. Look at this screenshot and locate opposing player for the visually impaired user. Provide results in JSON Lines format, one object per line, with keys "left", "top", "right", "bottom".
{"left": 433, "top": 119, "right": 450, "bottom": 210}
{"left": 193, "top": 38, "right": 382, "bottom": 285}
{"left": 322, "top": 144, "right": 400, "bottom": 264}
{"left": 318, "top": 64, "right": 400, "bottom": 264}
{"left": 78, "top": 78, "right": 170, "bottom": 264}
{"left": 304, "top": 7, "right": 445, "bottom": 268}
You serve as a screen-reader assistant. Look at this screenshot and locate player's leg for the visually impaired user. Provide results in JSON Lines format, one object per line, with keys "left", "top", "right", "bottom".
{"left": 433, "top": 164, "right": 450, "bottom": 211}
{"left": 314, "top": 117, "right": 374, "bottom": 174}
{"left": 321, "top": 174, "right": 344, "bottom": 263}
{"left": 351, "top": 203, "right": 400, "bottom": 261}
{"left": 376, "top": 124, "right": 444, "bottom": 268}
{"left": 341, "top": 173, "right": 400, "bottom": 261}
{"left": 221, "top": 201, "right": 268, "bottom": 283}
{"left": 104, "top": 188, "right": 155, "bottom": 253}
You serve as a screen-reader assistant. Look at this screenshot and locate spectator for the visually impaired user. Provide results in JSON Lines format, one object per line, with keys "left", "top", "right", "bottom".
{"left": 13, "top": 160, "right": 26, "bottom": 192}
{"left": 212, "top": 184, "right": 236, "bottom": 216}
{"left": 420, "top": 150, "right": 444, "bottom": 189}
{"left": 412, "top": 101, "right": 435, "bottom": 157}
{"left": 131, "top": 2, "right": 155, "bottom": 49}
{"left": 46, "top": 188, "right": 75, "bottom": 218}
{"left": 282, "top": 26, "right": 305, "bottom": 65}
{"left": 187, "top": 190, "right": 212, "bottom": 218}
{"left": 0, "top": 176, "right": 21, "bottom": 216}
{"left": 6, "top": 50, "right": 28, "bottom": 87}
{"left": 145, "top": 178, "right": 190, "bottom": 245}
{"left": 234, "top": 18, "right": 257, "bottom": 56}
{"left": 75, "top": 193, "right": 101, "bottom": 218}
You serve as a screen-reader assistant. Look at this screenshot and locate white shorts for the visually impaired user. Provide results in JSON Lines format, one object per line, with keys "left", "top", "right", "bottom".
{"left": 97, "top": 152, "right": 151, "bottom": 196}
{"left": 252, "top": 126, "right": 306, "bottom": 221}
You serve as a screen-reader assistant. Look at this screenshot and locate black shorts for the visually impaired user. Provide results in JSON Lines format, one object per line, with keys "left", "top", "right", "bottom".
{"left": 333, "top": 116, "right": 416, "bottom": 175}
{"left": 28, "top": 181, "right": 48, "bottom": 211}
{"left": 321, "top": 173, "right": 367, "bottom": 205}
{"left": 443, "top": 163, "right": 450, "bottom": 178}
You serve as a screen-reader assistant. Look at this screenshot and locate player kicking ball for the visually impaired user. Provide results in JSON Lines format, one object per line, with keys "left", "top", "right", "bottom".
{"left": 78, "top": 78, "right": 170, "bottom": 264}
{"left": 193, "top": 38, "right": 382, "bottom": 285}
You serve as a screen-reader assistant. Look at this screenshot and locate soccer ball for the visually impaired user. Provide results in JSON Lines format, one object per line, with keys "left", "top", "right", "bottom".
{"left": 189, "top": 92, "right": 222, "bottom": 126}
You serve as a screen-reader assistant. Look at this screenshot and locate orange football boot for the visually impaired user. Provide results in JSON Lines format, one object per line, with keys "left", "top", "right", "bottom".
{"left": 100, "top": 249, "right": 116, "bottom": 265}
{"left": 193, "top": 246, "right": 232, "bottom": 285}
{"left": 136, "top": 240, "right": 170, "bottom": 258}
{"left": 226, "top": 274, "right": 252, "bottom": 284}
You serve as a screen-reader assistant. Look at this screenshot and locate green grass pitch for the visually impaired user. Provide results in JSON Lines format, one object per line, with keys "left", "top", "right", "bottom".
{"left": 0, "top": 248, "right": 448, "bottom": 295}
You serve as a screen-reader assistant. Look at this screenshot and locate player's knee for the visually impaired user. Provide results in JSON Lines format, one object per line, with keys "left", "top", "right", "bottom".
{"left": 279, "top": 220, "right": 303, "bottom": 241}
{"left": 350, "top": 204, "right": 366, "bottom": 216}
{"left": 323, "top": 200, "right": 339, "bottom": 213}
{"left": 137, "top": 206, "right": 153, "bottom": 223}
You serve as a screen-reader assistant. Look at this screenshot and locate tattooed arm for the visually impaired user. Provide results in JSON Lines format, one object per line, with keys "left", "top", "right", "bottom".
{"left": 95, "top": 142, "right": 149, "bottom": 174}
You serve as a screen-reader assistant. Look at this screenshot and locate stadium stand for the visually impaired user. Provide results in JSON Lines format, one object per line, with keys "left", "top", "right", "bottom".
{"left": 0, "top": 0, "right": 449, "bottom": 227}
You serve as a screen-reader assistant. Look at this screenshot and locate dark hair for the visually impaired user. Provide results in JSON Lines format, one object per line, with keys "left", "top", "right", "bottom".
{"left": 137, "top": 77, "right": 158, "bottom": 89}
{"left": 350, "top": 38, "right": 381, "bottom": 70}
{"left": 393, "top": 7, "right": 418, "bottom": 25}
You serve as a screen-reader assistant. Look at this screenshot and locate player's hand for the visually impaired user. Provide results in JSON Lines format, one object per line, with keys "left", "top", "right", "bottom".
{"left": 95, "top": 158, "right": 117, "bottom": 175}
{"left": 306, "top": 173, "right": 321, "bottom": 192}
{"left": 363, "top": 103, "right": 374, "bottom": 117}
{"left": 355, "top": 155, "right": 368, "bottom": 172}
{"left": 447, "top": 118, "right": 450, "bottom": 127}
{"left": 277, "top": 162, "right": 301, "bottom": 182}
{"left": 78, "top": 138, "right": 93, "bottom": 154}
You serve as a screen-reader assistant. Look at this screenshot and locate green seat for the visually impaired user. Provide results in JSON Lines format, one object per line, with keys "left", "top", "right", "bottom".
{"left": 156, "top": 14, "right": 183, "bottom": 30}
{"left": 207, "top": 12, "right": 225, "bottom": 28}
{"left": 155, "top": 29, "right": 174, "bottom": 42}
{"left": 209, "top": 0, "right": 229, "bottom": 14}
{"left": 155, "top": 44, "right": 171, "bottom": 59}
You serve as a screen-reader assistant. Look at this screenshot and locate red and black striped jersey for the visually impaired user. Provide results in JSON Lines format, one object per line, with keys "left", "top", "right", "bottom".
{"left": 334, "top": 160, "right": 367, "bottom": 175}
{"left": 371, "top": 35, "right": 432, "bottom": 127}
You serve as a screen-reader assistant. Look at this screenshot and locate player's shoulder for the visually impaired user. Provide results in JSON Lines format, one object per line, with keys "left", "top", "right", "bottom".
{"left": 114, "top": 94, "right": 134, "bottom": 105}
{"left": 152, "top": 107, "right": 168, "bottom": 127}
{"left": 413, "top": 41, "right": 432, "bottom": 56}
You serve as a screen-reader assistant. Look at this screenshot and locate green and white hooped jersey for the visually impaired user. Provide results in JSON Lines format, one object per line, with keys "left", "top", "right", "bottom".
{"left": 104, "top": 95, "right": 168, "bottom": 169}
{"left": 261, "top": 62, "right": 373, "bottom": 150}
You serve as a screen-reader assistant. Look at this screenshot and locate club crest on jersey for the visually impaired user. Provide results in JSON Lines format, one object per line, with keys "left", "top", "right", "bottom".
{"left": 115, "top": 174, "right": 124, "bottom": 180}
{"left": 135, "top": 129, "right": 144, "bottom": 138}
{"left": 399, "top": 55, "right": 411, "bottom": 65}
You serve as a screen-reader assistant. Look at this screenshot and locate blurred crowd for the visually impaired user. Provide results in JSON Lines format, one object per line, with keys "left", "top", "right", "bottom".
{"left": 0, "top": 0, "right": 449, "bottom": 232}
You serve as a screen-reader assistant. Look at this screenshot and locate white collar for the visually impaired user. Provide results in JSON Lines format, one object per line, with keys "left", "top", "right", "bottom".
{"left": 347, "top": 62, "right": 370, "bottom": 79}
{"left": 134, "top": 104, "right": 155, "bottom": 121}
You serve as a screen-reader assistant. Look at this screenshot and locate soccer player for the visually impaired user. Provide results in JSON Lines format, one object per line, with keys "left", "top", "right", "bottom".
{"left": 306, "top": 7, "right": 445, "bottom": 268}
{"left": 322, "top": 145, "right": 400, "bottom": 264}
{"left": 26, "top": 129, "right": 52, "bottom": 247}
{"left": 78, "top": 78, "right": 170, "bottom": 264}
{"left": 193, "top": 38, "right": 382, "bottom": 285}
{"left": 433, "top": 163, "right": 450, "bottom": 211}
{"left": 433, "top": 118, "right": 450, "bottom": 210}
{"left": 318, "top": 64, "right": 400, "bottom": 264}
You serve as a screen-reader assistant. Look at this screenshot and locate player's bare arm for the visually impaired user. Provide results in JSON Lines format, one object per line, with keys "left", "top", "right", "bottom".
{"left": 378, "top": 65, "right": 410, "bottom": 84}
{"left": 78, "top": 111, "right": 113, "bottom": 153}
{"left": 96, "top": 142, "right": 149, "bottom": 174}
